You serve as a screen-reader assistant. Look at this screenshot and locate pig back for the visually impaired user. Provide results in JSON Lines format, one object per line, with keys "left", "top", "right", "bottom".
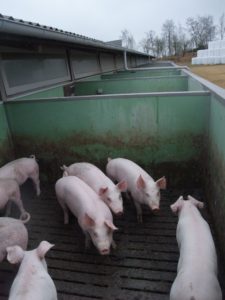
{"left": 67, "top": 162, "right": 114, "bottom": 191}
{"left": 0, "top": 217, "right": 28, "bottom": 261}
{"left": 107, "top": 158, "right": 153, "bottom": 185}
{"left": 56, "top": 176, "right": 112, "bottom": 221}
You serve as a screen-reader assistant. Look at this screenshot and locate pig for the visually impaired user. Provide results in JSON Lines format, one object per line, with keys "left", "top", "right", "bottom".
{"left": 6, "top": 241, "right": 57, "bottom": 300}
{"left": 60, "top": 162, "right": 127, "bottom": 215}
{"left": 0, "top": 155, "right": 40, "bottom": 196}
{"left": 0, "top": 178, "right": 30, "bottom": 223}
{"left": 170, "top": 195, "right": 222, "bottom": 300}
{"left": 0, "top": 217, "right": 28, "bottom": 263}
{"left": 55, "top": 175, "right": 118, "bottom": 255}
{"left": 106, "top": 158, "right": 166, "bottom": 222}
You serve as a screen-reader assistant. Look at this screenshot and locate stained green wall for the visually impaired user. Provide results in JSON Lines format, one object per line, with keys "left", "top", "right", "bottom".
{"left": 0, "top": 103, "right": 14, "bottom": 165}
{"left": 5, "top": 93, "right": 209, "bottom": 184}
{"left": 207, "top": 95, "right": 225, "bottom": 259}
{"left": 101, "top": 69, "right": 181, "bottom": 79}
{"left": 75, "top": 76, "right": 189, "bottom": 95}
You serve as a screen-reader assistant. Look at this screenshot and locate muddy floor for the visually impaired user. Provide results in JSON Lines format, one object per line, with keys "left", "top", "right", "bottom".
{"left": 0, "top": 182, "right": 224, "bottom": 300}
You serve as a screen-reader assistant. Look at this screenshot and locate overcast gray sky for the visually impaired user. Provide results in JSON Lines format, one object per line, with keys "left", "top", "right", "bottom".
{"left": 1, "top": 0, "right": 224, "bottom": 48}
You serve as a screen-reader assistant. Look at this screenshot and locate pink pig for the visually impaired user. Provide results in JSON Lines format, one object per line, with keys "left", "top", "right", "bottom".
{"left": 6, "top": 241, "right": 57, "bottom": 300}
{"left": 106, "top": 158, "right": 166, "bottom": 222}
{"left": 0, "top": 155, "right": 40, "bottom": 196}
{"left": 0, "top": 217, "right": 28, "bottom": 262}
{"left": 170, "top": 195, "right": 222, "bottom": 300}
{"left": 55, "top": 176, "right": 118, "bottom": 255}
{"left": 0, "top": 178, "right": 30, "bottom": 222}
{"left": 61, "top": 162, "right": 127, "bottom": 215}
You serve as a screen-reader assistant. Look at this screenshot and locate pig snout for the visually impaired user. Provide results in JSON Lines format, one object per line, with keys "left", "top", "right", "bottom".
{"left": 115, "top": 210, "right": 123, "bottom": 217}
{"left": 151, "top": 207, "right": 160, "bottom": 214}
{"left": 100, "top": 248, "right": 110, "bottom": 255}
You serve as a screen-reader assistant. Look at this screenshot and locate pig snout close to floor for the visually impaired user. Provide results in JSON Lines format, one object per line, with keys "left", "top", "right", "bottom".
{"left": 0, "top": 217, "right": 28, "bottom": 263}
{"left": 60, "top": 162, "right": 127, "bottom": 216}
{"left": 106, "top": 157, "right": 166, "bottom": 223}
{"left": 170, "top": 195, "right": 222, "bottom": 300}
{"left": 55, "top": 175, "right": 118, "bottom": 255}
{"left": 6, "top": 241, "right": 57, "bottom": 300}
{"left": 0, "top": 178, "right": 30, "bottom": 223}
{"left": 0, "top": 155, "right": 41, "bottom": 196}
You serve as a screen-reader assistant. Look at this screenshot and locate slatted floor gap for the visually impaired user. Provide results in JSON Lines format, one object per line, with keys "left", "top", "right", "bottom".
{"left": 0, "top": 182, "right": 224, "bottom": 300}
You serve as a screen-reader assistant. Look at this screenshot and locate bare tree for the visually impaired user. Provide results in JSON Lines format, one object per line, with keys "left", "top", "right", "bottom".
{"left": 186, "top": 15, "right": 216, "bottom": 49}
{"left": 154, "top": 37, "right": 166, "bottom": 57}
{"left": 120, "top": 29, "right": 136, "bottom": 49}
{"left": 218, "top": 13, "right": 225, "bottom": 40}
{"left": 140, "top": 30, "right": 156, "bottom": 54}
{"left": 162, "top": 20, "right": 176, "bottom": 55}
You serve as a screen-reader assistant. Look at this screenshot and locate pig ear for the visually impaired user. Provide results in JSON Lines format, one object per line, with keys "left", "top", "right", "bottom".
{"left": 63, "top": 170, "right": 69, "bottom": 177}
{"left": 156, "top": 176, "right": 167, "bottom": 190}
{"left": 137, "top": 175, "right": 146, "bottom": 189}
{"left": 104, "top": 220, "right": 118, "bottom": 231}
{"left": 187, "top": 195, "right": 204, "bottom": 209}
{"left": 60, "top": 165, "right": 67, "bottom": 171}
{"left": 116, "top": 180, "right": 127, "bottom": 192}
{"left": 170, "top": 196, "right": 184, "bottom": 214}
{"left": 6, "top": 246, "right": 25, "bottom": 264}
{"left": 99, "top": 187, "right": 108, "bottom": 196}
{"left": 83, "top": 213, "right": 95, "bottom": 227}
{"left": 37, "top": 241, "right": 54, "bottom": 259}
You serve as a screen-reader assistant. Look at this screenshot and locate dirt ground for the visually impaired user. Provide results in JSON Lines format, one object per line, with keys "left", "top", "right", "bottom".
{"left": 173, "top": 56, "right": 225, "bottom": 89}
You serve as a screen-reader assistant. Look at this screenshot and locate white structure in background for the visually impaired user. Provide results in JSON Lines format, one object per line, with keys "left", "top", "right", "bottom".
{"left": 192, "top": 40, "right": 225, "bottom": 65}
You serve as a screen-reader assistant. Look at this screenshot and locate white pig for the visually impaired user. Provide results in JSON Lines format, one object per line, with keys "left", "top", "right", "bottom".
{"left": 6, "top": 241, "right": 57, "bottom": 300}
{"left": 0, "top": 178, "right": 30, "bottom": 222}
{"left": 170, "top": 195, "right": 222, "bottom": 300}
{"left": 106, "top": 158, "right": 166, "bottom": 222}
{"left": 60, "top": 162, "right": 127, "bottom": 215}
{"left": 0, "top": 155, "right": 40, "bottom": 196}
{"left": 0, "top": 217, "right": 28, "bottom": 262}
{"left": 55, "top": 175, "right": 118, "bottom": 255}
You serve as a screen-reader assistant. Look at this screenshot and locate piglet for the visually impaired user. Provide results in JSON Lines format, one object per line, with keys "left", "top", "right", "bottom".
{"left": 61, "top": 162, "right": 127, "bottom": 216}
{"left": 170, "top": 195, "right": 222, "bottom": 300}
{"left": 0, "top": 217, "right": 28, "bottom": 262}
{"left": 106, "top": 158, "right": 166, "bottom": 222}
{"left": 0, "top": 155, "right": 40, "bottom": 196}
{"left": 6, "top": 241, "right": 57, "bottom": 300}
{"left": 0, "top": 178, "right": 30, "bottom": 222}
{"left": 55, "top": 175, "right": 118, "bottom": 255}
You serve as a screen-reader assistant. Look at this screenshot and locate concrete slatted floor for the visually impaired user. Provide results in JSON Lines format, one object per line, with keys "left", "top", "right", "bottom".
{"left": 0, "top": 183, "right": 224, "bottom": 300}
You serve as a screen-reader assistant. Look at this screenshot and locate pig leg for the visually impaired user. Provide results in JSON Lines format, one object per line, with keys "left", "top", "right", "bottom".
{"left": 112, "top": 239, "right": 117, "bottom": 249}
{"left": 134, "top": 200, "right": 143, "bottom": 223}
{"left": 5, "top": 201, "right": 12, "bottom": 217}
{"left": 11, "top": 190, "right": 30, "bottom": 223}
{"left": 57, "top": 197, "right": 69, "bottom": 224}
{"left": 125, "top": 191, "right": 132, "bottom": 201}
{"left": 84, "top": 232, "right": 91, "bottom": 250}
{"left": 30, "top": 172, "right": 41, "bottom": 196}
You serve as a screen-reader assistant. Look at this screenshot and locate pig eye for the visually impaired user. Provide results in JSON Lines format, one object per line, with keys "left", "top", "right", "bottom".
{"left": 107, "top": 197, "right": 112, "bottom": 203}
{"left": 145, "top": 192, "right": 150, "bottom": 197}
{"left": 93, "top": 232, "right": 98, "bottom": 237}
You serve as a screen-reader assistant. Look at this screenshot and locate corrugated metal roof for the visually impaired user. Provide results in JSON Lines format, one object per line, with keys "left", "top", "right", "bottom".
{"left": 0, "top": 13, "right": 149, "bottom": 57}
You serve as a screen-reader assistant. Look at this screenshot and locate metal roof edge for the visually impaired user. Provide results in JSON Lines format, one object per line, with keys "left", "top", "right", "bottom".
{"left": 0, "top": 14, "right": 149, "bottom": 57}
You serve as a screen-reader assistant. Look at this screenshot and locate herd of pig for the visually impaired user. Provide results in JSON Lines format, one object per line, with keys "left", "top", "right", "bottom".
{"left": 0, "top": 155, "right": 222, "bottom": 300}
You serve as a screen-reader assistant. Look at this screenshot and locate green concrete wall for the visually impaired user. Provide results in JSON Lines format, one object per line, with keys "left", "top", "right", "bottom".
{"left": 75, "top": 76, "right": 188, "bottom": 95}
{"left": 101, "top": 69, "right": 181, "bottom": 79}
{"left": 5, "top": 93, "right": 209, "bottom": 184}
{"left": 207, "top": 95, "right": 225, "bottom": 260}
{"left": 16, "top": 86, "right": 64, "bottom": 100}
{"left": 0, "top": 103, "right": 14, "bottom": 165}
